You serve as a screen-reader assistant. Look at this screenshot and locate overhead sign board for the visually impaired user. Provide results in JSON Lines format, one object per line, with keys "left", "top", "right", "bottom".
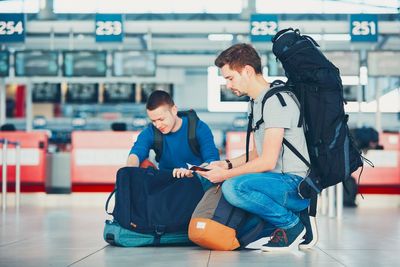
{"left": 350, "top": 14, "right": 378, "bottom": 42}
{"left": 0, "top": 13, "right": 25, "bottom": 42}
{"left": 250, "top": 14, "right": 278, "bottom": 42}
{"left": 95, "top": 14, "right": 123, "bottom": 42}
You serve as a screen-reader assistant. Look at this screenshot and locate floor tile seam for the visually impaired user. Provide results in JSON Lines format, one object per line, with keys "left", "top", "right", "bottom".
{"left": 317, "top": 247, "right": 347, "bottom": 267}
{"left": 206, "top": 250, "right": 211, "bottom": 267}
{"left": 322, "top": 248, "right": 400, "bottom": 251}
{"left": 0, "top": 238, "right": 30, "bottom": 248}
{"left": 66, "top": 245, "right": 108, "bottom": 267}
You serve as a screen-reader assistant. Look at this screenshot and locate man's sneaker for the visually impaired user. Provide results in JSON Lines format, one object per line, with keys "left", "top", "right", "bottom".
{"left": 261, "top": 221, "right": 305, "bottom": 252}
{"left": 298, "top": 208, "right": 319, "bottom": 249}
{"left": 245, "top": 237, "right": 271, "bottom": 250}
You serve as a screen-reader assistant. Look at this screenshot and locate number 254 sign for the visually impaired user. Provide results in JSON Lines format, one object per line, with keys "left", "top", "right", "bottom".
{"left": 0, "top": 13, "right": 25, "bottom": 42}
{"left": 350, "top": 14, "right": 378, "bottom": 42}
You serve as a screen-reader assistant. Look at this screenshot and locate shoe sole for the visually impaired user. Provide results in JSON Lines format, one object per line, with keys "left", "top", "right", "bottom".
{"left": 261, "top": 228, "right": 306, "bottom": 252}
{"left": 245, "top": 237, "right": 271, "bottom": 250}
{"left": 299, "top": 216, "right": 318, "bottom": 250}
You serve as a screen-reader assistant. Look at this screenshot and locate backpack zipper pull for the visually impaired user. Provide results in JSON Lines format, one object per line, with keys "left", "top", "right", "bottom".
{"left": 130, "top": 222, "right": 137, "bottom": 228}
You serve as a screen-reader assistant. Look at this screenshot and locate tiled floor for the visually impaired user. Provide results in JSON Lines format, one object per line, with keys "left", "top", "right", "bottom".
{"left": 0, "top": 193, "right": 399, "bottom": 267}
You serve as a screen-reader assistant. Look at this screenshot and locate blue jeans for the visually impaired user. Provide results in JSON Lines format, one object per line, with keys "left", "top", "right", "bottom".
{"left": 222, "top": 172, "right": 310, "bottom": 229}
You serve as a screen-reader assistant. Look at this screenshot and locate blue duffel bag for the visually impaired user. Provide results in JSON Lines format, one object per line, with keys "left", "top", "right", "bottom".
{"left": 103, "top": 167, "right": 206, "bottom": 247}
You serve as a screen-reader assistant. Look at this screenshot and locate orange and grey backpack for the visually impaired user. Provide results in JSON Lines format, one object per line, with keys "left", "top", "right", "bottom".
{"left": 188, "top": 185, "right": 265, "bottom": 251}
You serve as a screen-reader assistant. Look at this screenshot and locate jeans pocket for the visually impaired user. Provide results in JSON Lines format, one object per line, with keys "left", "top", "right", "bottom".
{"left": 285, "top": 174, "right": 303, "bottom": 190}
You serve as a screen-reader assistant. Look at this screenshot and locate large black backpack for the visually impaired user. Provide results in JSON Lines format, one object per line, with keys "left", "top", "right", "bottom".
{"left": 152, "top": 109, "right": 201, "bottom": 162}
{"left": 104, "top": 167, "right": 205, "bottom": 246}
{"left": 247, "top": 28, "right": 365, "bottom": 216}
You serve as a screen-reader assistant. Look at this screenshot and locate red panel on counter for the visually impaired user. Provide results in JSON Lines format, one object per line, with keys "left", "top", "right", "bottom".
{"left": 0, "top": 131, "right": 48, "bottom": 191}
{"left": 71, "top": 131, "right": 139, "bottom": 187}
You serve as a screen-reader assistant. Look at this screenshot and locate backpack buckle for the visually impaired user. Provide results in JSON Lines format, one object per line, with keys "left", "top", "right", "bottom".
{"left": 154, "top": 225, "right": 166, "bottom": 236}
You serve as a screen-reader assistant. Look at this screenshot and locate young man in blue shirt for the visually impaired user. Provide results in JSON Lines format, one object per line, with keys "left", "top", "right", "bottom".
{"left": 127, "top": 90, "right": 220, "bottom": 178}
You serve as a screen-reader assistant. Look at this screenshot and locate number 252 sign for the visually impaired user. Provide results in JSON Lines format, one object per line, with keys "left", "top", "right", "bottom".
{"left": 350, "top": 14, "right": 378, "bottom": 42}
{"left": 250, "top": 14, "right": 278, "bottom": 42}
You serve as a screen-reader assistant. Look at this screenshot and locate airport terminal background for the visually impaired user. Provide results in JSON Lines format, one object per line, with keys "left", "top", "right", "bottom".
{"left": 0, "top": 0, "right": 399, "bottom": 266}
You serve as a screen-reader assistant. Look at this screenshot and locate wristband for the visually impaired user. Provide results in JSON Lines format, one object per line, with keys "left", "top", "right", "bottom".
{"left": 225, "top": 159, "right": 233, "bottom": 169}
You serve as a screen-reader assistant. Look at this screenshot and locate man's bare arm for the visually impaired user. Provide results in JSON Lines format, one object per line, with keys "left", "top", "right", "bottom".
{"left": 126, "top": 154, "right": 140, "bottom": 167}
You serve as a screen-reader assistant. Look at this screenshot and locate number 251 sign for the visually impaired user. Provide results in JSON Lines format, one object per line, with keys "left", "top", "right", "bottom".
{"left": 0, "top": 13, "right": 25, "bottom": 42}
{"left": 350, "top": 14, "right": 378, "bottom": 42}
{"left": 250, "top": 14, "right": 278, "bottom": 42}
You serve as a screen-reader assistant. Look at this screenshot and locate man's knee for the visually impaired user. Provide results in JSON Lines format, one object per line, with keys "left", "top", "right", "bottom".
{"left": 221, "top": 178, "right": 242, "bottom": 207}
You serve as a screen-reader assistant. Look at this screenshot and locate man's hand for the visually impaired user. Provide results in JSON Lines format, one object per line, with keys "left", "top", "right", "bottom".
{"left": 196, "top": 166, "right": 229, "bottom": 183}
{"left": 208, "top": 160, "right": 229, "bottom": 170}
{"left": 173, "top": 168, "right": 194, "bottom": 178}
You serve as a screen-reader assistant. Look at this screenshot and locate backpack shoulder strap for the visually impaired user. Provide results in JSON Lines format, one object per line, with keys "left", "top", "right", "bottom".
{"left": 253, "top": 83, "right": 289, "bottom": 132}
{"left": 152, "top": 124, "right": 163, "bottom": 162}
{"left": 282, "top": 138, "right": 311, "bottom": 168}
{"left": 178, "top": 109, "right": 201, "bottom": 157}
{"left": 246, "top": 99, "right": 254, "bottom": 163}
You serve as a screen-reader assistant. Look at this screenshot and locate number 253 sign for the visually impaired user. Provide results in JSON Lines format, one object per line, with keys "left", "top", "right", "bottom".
{"left": 95, "top": 14, "right": 123, "bottom": 42}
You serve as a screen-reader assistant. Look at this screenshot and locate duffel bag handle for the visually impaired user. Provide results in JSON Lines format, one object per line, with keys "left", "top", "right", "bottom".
{"left": 105, "top": 189, "right": 117, "bottom": 215}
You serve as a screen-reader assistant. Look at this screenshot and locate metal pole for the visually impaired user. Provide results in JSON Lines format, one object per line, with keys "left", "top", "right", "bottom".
{"left": 328, "top": 186, "right": 335, "bottom": 218}
{"left": 321, "top": 190, "right": 328, "bottom": 215}
{"left": 0, "top": 79, "right": 6, "bottom": 126}
{"left": 336, "top": 183, "right": 343, "bottom": 219}
{"left": 375, "top": 78, "right": 382, "bottom": 132}
{"left": 2, "top": 139, "right": 8, "bottom": 211}
{"left": 25, "top": 82, "right": 33, "bottom": 132}
{"left": 15, "top": 142, "right": 21, "bottom": 208}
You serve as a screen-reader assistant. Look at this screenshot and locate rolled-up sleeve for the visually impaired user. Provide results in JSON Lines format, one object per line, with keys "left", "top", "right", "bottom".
{"left": 129, "top": 126, "right": 153, "bottom": 163}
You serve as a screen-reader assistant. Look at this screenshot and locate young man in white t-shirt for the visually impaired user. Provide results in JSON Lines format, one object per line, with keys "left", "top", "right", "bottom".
{"left": 197, "top": 43, "right": 314, "bottom": 251}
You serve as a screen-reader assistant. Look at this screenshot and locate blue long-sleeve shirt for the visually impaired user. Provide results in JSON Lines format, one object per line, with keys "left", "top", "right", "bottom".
{"left": 129, "top": 117, "right": 220, "bottom": 170}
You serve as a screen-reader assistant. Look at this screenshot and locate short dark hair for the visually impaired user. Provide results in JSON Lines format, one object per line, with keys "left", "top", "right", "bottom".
{"left": 146, "top": 90, "right": 175, "bottom": 110}
{"left": 214, "top": 43, "right": 262, "bottom": 74}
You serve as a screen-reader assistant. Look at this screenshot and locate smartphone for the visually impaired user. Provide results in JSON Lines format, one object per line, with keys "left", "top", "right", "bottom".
{"left": 187, "top": 163, "right": 210, "bottom": 172}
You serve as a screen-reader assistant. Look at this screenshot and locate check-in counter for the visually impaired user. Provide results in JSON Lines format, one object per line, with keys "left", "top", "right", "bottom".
{"left": 356, "top": 132, "right": 400, "bottom": 194}
{"left": 71, "top": 131, "right": 139, "bottom": 191}
{"left": 225, "top": 131, "right": 253, "bottom": 159}
{"left": 0, "top": 131, "right": 48, "bottom": 192}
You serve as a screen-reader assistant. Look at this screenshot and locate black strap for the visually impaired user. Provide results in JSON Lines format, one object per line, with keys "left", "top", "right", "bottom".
{"left": 282, "top": 138, "right": 311, "bottom": 168}
{"left": 152, "top": 109, "right": 200, "bottom": 162}
{"left": 179, "top": 110, "right": 201, "bottom": 158}
{"left": 132, "top": 222, "right": 188, "bottom": 234}
{"left": 245, "top": 100, "right": 254, "bottom": 163}
{"left": 153, "top": 125, "right": 163, "bottom": 162}
{"left": 309, "top": 192, "right": 318, "bottom": 217}
{"left": 271, "top": 27, "right": 297, "bottom": 43}
{"left": 303, "top": 34, "right": 320, "bottom": 47}
{"left": 275, "top": 93, "right": 287, "bottom": 107}
{"left": 153, "top": 225, "right": 166, "bottom": 245}
{"left": 105, "top": 189, "right": 116, "bottom": 215}
{"left": 297, "top": 84, "right": 305, "bottom": 127}
{"left": 252, "top": 84, "right": 289, "bottom": 132}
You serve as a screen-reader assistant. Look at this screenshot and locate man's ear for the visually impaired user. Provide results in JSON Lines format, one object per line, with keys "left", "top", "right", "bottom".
{"left": 244, "top": 65, "right": 256, "bottom": 77}
{"left": 171, "top": 105, "right": 178, "bottom": 116}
